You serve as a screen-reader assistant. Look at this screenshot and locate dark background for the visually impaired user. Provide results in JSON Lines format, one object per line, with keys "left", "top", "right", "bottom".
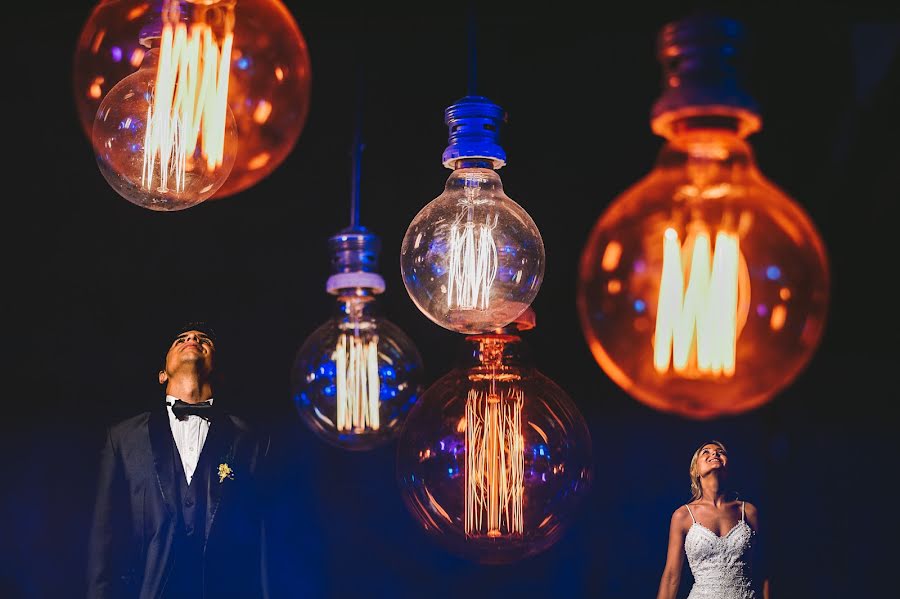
{"left": 3, "top": 1, "right": 899, "bottom": 597}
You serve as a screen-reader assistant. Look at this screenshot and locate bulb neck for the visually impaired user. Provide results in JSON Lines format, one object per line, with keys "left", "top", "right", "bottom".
{"left": 459, "top": 334, "right": 531, "bottom": 371}
{"left": 333, "top": 294, "right": 380, "bottom": 320}
{"left": 650, "top": 14, "right": 761, "bottom": 140}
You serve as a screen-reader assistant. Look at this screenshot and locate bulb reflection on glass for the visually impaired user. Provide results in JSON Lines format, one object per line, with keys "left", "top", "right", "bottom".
{"left": 292, "top": 293, "right": 424, "bottom": 451}
{"left": 396, "top": 327, "right": 592, "bottom": 563}
{"left": 75, "top": 0, "right": 311, "bottom": 199}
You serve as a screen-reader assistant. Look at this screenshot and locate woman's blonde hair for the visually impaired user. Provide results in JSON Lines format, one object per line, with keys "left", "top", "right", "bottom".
{"left": 689, "top": 440, "right": 728, "bottom": 501}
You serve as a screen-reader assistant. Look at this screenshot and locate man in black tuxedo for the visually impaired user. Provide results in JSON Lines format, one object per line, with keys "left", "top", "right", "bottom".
{"left": 87, "top": 322, "right": 270, "bottom": 598}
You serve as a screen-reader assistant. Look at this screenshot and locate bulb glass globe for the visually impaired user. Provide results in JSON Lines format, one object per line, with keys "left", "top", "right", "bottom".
{"left": 93, "top": 48, "right": 238, "bottom": 210}
{"left": 401, "top": 167, "right": 545, "bottom": 334}
{"left": 577, "top": 123, "right": 829, "bottom": 418}
{"left": 74, "top": 0, "right": 311, "bottom": 199}
{"left": 292, "top": 295, "right": 424, "bottom": 451}
{"left": 396, "top": 332, "right": 592, "bottom": 564}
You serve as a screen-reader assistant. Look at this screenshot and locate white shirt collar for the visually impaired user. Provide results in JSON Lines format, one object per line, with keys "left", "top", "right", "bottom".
{"left": 165, "top": 394, "right": 215, "bottom": 406}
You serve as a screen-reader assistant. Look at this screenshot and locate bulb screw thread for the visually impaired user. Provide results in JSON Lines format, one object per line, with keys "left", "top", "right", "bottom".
{"left": 651, "top": 14, "right": 761, "bottom": 137}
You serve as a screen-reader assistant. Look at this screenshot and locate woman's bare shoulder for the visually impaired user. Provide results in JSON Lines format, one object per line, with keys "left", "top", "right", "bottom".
{"left": 670, "top": 504, "right": 694, "bottom": 528}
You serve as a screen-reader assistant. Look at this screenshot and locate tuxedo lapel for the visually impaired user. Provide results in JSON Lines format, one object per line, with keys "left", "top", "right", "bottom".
{"left": 147, "top": 406, "right": 177, "bottom": 517}
{"left": 203, "top": 414, "right": 236, "bottom": 541}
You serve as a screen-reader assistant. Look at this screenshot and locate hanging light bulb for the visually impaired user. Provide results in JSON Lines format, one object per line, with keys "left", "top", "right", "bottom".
{"left": 396, "top": 310, "right": 592, "bottom": 564}
{"left": 292, "top": 112, "right": 424, "bottom": 450}
{"left": 75, "top": 0, "right": 311, "bottom": 201}
{"left": 92, "top": 0, "right": 238, "bottom": 210}
{"left": 401, "top": 96, "right": 545, "bottom": 334}
{"left": 577, "top": 15, "right": 830, "bottom": 419}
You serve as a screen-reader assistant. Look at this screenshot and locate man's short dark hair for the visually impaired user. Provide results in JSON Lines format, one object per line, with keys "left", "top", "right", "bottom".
{"left": 173, "top": 321, "right": 218, "bottom": 344}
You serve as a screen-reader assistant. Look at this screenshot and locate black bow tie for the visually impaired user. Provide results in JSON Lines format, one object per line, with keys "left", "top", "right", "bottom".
{"left": 170, "top": 399, "right": 217, "bottom": 420}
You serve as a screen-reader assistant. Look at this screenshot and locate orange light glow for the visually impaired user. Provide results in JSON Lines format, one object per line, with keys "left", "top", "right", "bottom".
{"left": 770, "top": 304, "right": 787, "bottom": 331}
{"left": 246, "top": 152, "right": 270, "bottom": 170}
{"left": 126, "top": 3, "right": 149, "bottom": 20}
{"left": 88, "top": 77, "right": 104, "bottom": 99}
{"left": 654, "top": 227, "right": 743, "bottom": 378}
{"left": 91, "top": 29, "right": 105, "bottom": 54}
{"left": 129, "top": 48, "right": 144, "bottom": 67}
{"left": 74, "top": 0, "right": 312, "bottom": 199}
{"left": 601, "top": 241, "right": 622, "bottom": 271}
{"left": 577, "top": 123, "right": 830, "bottom": 419}
{"left": 142, "top": 11, "right": 233, "bottom": 193}
{"left": 252, "top": 99, "right": 272, "bottom": 124}
{"left": 465, "top": 387, "right": 524, "bottom": 538}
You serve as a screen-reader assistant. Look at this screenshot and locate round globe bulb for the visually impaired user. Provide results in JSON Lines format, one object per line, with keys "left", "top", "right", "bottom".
{"left": 396, "top": 331, "right": 592, "bottom": 564}
{"left": 577, "top": 123, "right": 829, "bottom": 418}
{"left": 292, "top": 295, "right": 424, "bottom": 451}
{"left": 74, "top": 0, "right": 311, "bottom": 199}
{"left": 401, "top": 167, "right": 545, "bottom": 334}
{"left": 92, "top": 50, "right": 238, "bottom": 210}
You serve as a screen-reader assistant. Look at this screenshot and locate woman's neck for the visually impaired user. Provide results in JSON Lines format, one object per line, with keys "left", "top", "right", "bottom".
{"left": 699, "top": 473, "right": 729, "bottom": 506}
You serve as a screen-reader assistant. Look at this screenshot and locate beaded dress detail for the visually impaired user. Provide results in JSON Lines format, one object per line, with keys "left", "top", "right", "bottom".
{"left": 684, "top": 502, "right": 757, "bottom": 599}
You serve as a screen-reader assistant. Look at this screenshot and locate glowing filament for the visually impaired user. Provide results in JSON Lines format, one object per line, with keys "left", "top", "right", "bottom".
{"left": 465, "top": 387, "right": 524, "bottom": 538}
{"left": 654, "top": 227, "right": 742, "bottom": 377}
{"left": 333, "top": 334, "right": 381, "bottom": 431}
{"left": 141, "top": 17, "right": 233, "bottom": 194}
{"left": 447, "top": 209, "right": 499, "bottom": 311}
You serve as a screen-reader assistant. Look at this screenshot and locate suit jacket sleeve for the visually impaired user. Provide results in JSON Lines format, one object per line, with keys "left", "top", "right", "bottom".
{"left": 86, "top": 426, "right": 130, "bottom": 599}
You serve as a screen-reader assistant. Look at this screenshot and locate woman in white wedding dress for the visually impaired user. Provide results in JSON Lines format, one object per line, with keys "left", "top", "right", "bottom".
{"left": 656, "top": 441, "right": 771, "bottom": 599}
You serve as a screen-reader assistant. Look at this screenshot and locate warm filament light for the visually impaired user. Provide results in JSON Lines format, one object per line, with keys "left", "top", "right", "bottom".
{"left": 142, "top": 16, "right": 233, "bottom": 194}
{"left": 654, "top": 227, "right": 742, "bottom": 377}
{"left": 333, "top": 334, "right": 381, "bottom": 431}
{"left": 448, "top": 207, "right": 499, "bottom": 311}
{"left": 465, "top": 386, "right": 524, "bottom": 537}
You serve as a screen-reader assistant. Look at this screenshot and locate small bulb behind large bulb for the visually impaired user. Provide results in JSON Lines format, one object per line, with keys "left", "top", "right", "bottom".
{"left": 92, "top": 43, "right": 238, "bottom": 211}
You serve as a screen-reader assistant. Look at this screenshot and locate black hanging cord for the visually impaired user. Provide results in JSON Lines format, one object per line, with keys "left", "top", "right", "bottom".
{"left": 467, "top": 4, "right": 478, "bottom": 96}
{"left": 349, "top": 18, "right": 365, "bottom": 229}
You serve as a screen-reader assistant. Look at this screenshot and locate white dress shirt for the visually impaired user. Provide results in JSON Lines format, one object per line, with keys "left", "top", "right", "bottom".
{"left": 165, "top": 395, "right": 214, "bottom": 484}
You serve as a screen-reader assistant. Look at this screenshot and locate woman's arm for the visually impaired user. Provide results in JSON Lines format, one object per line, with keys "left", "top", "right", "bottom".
{"left": 657, "top": 507, "right": 689, "bottom": 599}
{"left": 744, "top": 502, "right": 771, "bottom": 599}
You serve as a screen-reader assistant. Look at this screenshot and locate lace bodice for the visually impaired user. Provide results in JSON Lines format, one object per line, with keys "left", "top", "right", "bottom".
{"left": 684, "top": 502, "right": 757, "bottom": 599}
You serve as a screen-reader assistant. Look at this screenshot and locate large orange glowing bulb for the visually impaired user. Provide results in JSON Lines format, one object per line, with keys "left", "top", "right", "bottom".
{"left": 577, "top": 16, "right": 830, "bottom": 419}
{"left": 74, "top": 0, "right": 311, "bottom": 200}
{"left": 578, "top": 121, "right": 829, "bottom": 418}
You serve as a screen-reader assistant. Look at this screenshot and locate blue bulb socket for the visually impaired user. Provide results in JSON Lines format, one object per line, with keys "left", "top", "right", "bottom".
{"left": 326, "top": 227, "right": 385, "bottom": 295}
{"left": 441, "top": 96, "right": 507, "bottom": 169}
{"left": 651, "top": 15, "right": 761, "bottom": 138}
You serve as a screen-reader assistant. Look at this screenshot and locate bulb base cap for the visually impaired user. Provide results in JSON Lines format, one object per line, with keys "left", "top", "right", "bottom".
{"left": 442, "top": 96, "right": 507, "bottom": 169}
{"left": 651, "top": 15, "right": 761, "bottom": 138}
{"left": 326, "top": 226, "right": 384, "bottom": 294}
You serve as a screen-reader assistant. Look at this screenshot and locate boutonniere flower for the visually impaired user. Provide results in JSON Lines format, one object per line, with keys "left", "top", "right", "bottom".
{"left": 218, "top": 462, "right": 234, "bottom": 483}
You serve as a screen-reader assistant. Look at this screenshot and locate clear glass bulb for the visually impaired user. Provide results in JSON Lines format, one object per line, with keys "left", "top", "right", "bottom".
{"left": 92, "top": 40, "right": 238, "bottom": 210}
{"left": 577, "top": 120, "right": 830, "bottom": 418}
{"left": 292, "top": 294, "right": 424, "bottom": 451}
{"left": 75, "top": 0, "right": 311, "bottom": 200}
{"left": 401, "top": 166, "right": 545, "bottom": 334}
{"left": 396, "top": 331, "right": 592, "bottom": 564}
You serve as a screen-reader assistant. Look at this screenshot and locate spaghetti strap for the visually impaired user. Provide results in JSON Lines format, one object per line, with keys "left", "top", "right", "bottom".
{"left": 741, "top": 501, "right": 745, "bottom": 522}
{"left": 685, "top": 505, "right": 696, "bottom": 523}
